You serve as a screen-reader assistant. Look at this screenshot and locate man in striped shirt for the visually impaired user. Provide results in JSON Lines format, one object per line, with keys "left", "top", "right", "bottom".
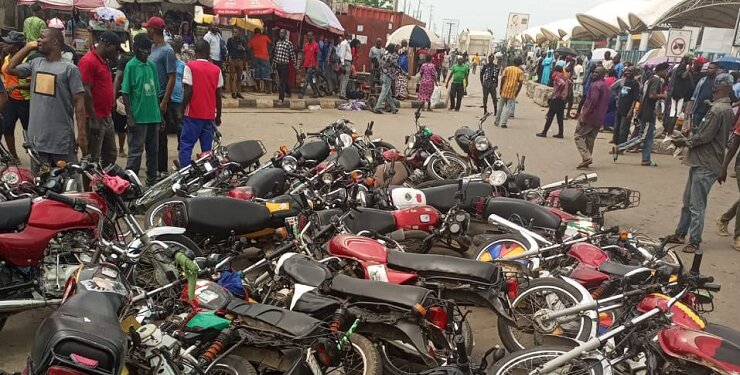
{"left": 494, "top": 56, "right": 524, "bottom": 128}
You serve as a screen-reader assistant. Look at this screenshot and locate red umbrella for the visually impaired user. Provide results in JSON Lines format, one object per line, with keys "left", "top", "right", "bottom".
{"left": 213, "top": 0, "right": 287, "bottom": 17}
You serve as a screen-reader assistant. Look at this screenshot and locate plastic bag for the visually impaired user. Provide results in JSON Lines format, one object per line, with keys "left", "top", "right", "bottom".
{"left": 431, "top": 86, "right": 443, "bottom": 107}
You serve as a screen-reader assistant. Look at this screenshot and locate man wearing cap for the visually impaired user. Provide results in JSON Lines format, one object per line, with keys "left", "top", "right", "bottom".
{"left": 144, "top": 16, "right": 177, "bottom": 179}
{"left": 23, "top": 3, "right": 45, "bottom": 43}
{"left": 1, "top": 31, "right": 30, "bottom": 163}
{"left": 665, "top": 73, "right": 735, "bottom": 254}
{"left": 7, "top": 28, "right": 87, "bottom": 171}
{"left": 121, "top": 33, "right": 161, "bottom": 186}
{"left": 77, "top": 31, "right": 121, "bottom": 168}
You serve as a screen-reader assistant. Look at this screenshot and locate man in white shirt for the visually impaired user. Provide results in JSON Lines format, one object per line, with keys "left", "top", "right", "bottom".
{"left": 203, "top": 26, "right": 223, "bottom": 66}
{"left": 336, "top": 33, "right": 353, "bottom": 99}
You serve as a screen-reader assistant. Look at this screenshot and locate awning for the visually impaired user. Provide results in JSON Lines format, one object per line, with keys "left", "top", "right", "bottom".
{"left": 18, "top": 0, "right": 105, "bottom": 10}
{"left": 276, "top": 0, "right": 344, "bottom": 34}
{"left": 213, "top": 0, "right": 292, "bottom": 17}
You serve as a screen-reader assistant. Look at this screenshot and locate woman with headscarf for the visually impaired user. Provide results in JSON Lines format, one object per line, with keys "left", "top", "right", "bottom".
{"left": 416, "top": 54, "right": 437, "bottom": 111}
{"left": 395, "top": 40, "right": 409, "bottom": 99}
{"left": 540, "top": 50, "right": 554, "bottom": 86}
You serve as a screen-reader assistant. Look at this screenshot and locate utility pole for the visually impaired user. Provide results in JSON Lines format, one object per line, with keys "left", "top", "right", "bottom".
{"left": 415, "top": 0, "right": 422, "bottom": 20}
{"left": 428, "top": 4, "right": 432, "bottom": 28}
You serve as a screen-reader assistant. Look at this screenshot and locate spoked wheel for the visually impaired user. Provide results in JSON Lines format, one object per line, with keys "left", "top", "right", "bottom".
{"left": 488, "top": 345, "right": 603, "bottom": 375}
{"left": 316, "top": 73, "right": 332, "bottom": 97}
{"left": 133, "top": 234, "right": 203, "bottom": 294}
{"left": 379, "top": 343, "right": 431, "bottom": 375}
{"left": 426, "top": 152, "right": 469, "bottom": 181}
{"left": 497, "top": 278, "right": 592, "bottom": 353}
{"left": 144, "top": 198, "right": 187, "bottom": 229}
{"left": 326, "top": 334, "right": 382, "bottom": 375}
{"left": 207, "top": 355, "right": 258, "bottom": 375}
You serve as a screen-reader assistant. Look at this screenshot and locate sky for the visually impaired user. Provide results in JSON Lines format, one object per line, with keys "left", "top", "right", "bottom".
{"left": 394, "top": 0, "right": 612, "bottom": 40}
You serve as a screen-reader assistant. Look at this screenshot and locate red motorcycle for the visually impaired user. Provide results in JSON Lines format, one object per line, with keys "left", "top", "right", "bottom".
{"left": 0, "top": 162, "right": 200, "bottom": 333}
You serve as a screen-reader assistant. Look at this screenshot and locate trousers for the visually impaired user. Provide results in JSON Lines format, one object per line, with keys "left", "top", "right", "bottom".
{"left": 542, "top": 98, "right": 565, "bottom": 135}
{"left": 675, "top": 166, "right": 717, "bottom": 248}
{"left": 87, "top": 117, "right": 118, "bottom": 168}
{"left": 482, "top": 82, "right": 497, "bottom": 114}
{"left": 495, "top": 97, "right": 516, "bottom": 126}
{"left": 302, "top": 67, "right": 319, "bottom": 96}
{"left": 178, "top": 116, "right": 215, "bottom": 168}
{"left": 375, "top": 74, "right": 397, "bottom": 111}
{"left": 126, "top": 123, "right": 159, "bottom": 184}
{"left": 720, "top": 168, "right": 740, "bottom": 238}
{"left": 449, "top": 83, "right": 464, "bottom": 111}
{"left": 574, "top": 122, "right": 599, "bottom": 162}
{"left": 277, "top": 63, "right": 290, "bottom": 101}
{"left": 228, "top": 58, "right": 244, "bottom": 93}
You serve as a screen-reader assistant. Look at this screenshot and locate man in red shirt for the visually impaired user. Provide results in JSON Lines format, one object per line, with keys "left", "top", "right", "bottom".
{"left": 248, "top": 28, "right": 272, "bottom": 94}
{"left": 179, "top": 40, "right": 223, "bottom": 167}
{"left": 78, "top": 31, "right": 121, "bottom": 167}
{"left": 300, "top": 31, "right": 320, "bottom": 99}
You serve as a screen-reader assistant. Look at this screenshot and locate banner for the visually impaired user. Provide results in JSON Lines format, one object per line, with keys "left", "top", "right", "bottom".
{"left": 505, "top": 13, "right": 529, "bottom": 42}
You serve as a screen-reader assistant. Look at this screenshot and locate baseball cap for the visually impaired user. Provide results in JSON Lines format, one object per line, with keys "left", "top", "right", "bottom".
{"left": 715, "top": 73, "right": 734, "bottom": 87}
{"left": 143, "top": 16, "right": 166, "bottom": 30}
{"left": 48, "top": 17, "right": 65, "bottom": 30}
{"left": 2, "top": 31, "right": 25, "bottom": 45}
{"left": 694, "top": 56, "right": 707, "bottom": 64}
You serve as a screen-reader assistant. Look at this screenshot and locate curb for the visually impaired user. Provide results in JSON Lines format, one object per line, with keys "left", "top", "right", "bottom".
{"left": 223, "top": 97, "right": 437, "bottom": 110}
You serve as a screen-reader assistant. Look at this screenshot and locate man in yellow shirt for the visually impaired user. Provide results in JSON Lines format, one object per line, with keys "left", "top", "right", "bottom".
{"left": 471, "top": 53, "right": 480, "bottom": 74}
{"left": 495, "top": 56, "right": 524, "bottom": 128}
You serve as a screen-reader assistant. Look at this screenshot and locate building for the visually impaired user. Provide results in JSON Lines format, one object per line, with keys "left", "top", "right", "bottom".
{"left": 458, "top": 29, "right": 493, "bottom": 56}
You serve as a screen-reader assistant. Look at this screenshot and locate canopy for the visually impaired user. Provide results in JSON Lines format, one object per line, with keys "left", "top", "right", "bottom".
{"left": 213, "top": 0, "right": 291, "bottom": 18}
{"left": 656, "top": 0, "right": 740, "bottom": 29}
{"left": 575, "top": 0, "right": 646, "bottom": 38}
{"left": 18, "top": 0, "right": 104, "bottom": 10}
{"left": 627, "top": 0, "right": 684, "bottom": 31}
{"left": 276, "top": 0, "right": 344, "bottom": 34}
{"left": 387, "top": 25, "right": 444, "bottom": 49}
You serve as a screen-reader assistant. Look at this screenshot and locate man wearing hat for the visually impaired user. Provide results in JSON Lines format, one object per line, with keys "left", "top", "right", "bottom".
{"left": 0, "top": 31, "right": 30, "bottom": 163}
{"left": 144, "top": 16, "right": 177, "bottom": 179}
{"left": 77, "top": 31, "right": 122, "bottom": 168}
{"left": 666, "top": 73, "right": 736, "bottom": 254}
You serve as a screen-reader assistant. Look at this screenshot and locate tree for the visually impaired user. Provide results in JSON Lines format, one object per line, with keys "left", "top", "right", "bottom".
{"left": 349, "top": 0, "right": 393, "bottom": 10}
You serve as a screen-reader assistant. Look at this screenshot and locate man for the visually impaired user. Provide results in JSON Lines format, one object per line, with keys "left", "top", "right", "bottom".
{"left": 611, "top": 66, "right": 640, "bottom": 145}
{"left": 300, "top": 32, "right": 320, "bottom": 99}
{"left": 612, "top": 54, "right": 623, "bottom": 79}
{"left": 689, "top": 62, "right": 719, "bottom": 132}
{"left": 226, "top": 27, "right": 247, "bottom": 99}
{"left": 494, "top": 56, "right": 524, "bottom": 128}
{"left": 637, "top": 62, "right": 669, "bottom": 166}
{"left": 665, "top": 73, "right": 735, "bottom": 253}
{"left": 46, "top": 17, "right": 78, "bottom": 64}
{"left": 602, "top": 51, "right": 613, "bottom": 71}
{"left": 479, "top": 54, "right": 499, "bottom": 116}
{"left": 373, "top": 43, "right": 401, "bottom": 115}
{"left": 273, "top": 29, "right": 296, "bottom": 104}
{"left": 369, "top": 37, "right": 383, "bottom": 84}
{"left": 537, "top": 65, "right": 568, "bottom": 138}
{"left": 318, "top": 35, "right": 330, "bottom": 74}
{"left": 665, "top": 56, "right": 695, "bottom": 135}
{"left": 179, "top": 40, "right": 222, "bottom": 168}
{"left": 169, "top": 39, "right": 185, "bottom": 142}
{"left": 574, "top": 52, "right": 595, "bottom": 118}
{"left": 248, "top": 28, "right": 271, "bottom": 94}
{"left": 1, "top": 31, "right": 30, "bottom": 163}
{"left": 445, "top": 56, "right": 469, "bottom": 112}
{"left": 471, "top": 53, "right": 480, "bottom": 74}
{"left": 336, "top": 33, "right": 353, "bottom": 99}
{"left": 144, "top": 16, "right": 177, "bottom": 179}
{"left": 77, "top": 31, "right": 120, "bottom": 168}
{"left": 717, "top": 93, "right": 740, "bottom": 251}
{"left": 23, "top": 3, "right": 45, "bottom": 43}
{"left": 691, "top": 57, "right": 707, "bottom": 87}
{"left": 574, "top": 66, "right": 609, "bottom": 169}
{"left": 203, "top": 26, "right": 223, "bottom": 70}
{"left": 130, "top": 18, "right": 147, "bottom": 39}
{"left": 7, "top": 28, "right": 86, "bottom": 172}
{"left": 121, "top": 34, "right": 161, "bottom": 186}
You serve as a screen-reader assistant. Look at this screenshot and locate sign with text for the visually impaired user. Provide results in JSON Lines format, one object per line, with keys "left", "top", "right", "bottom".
{"left": 666, "top": 29, "right": 692, "bottom": 58}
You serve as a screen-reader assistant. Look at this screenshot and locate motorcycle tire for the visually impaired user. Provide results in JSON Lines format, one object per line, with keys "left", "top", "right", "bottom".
{"left": 315, "top": 74, "right": 332, "bottom": 97}
{"left": 209, "top": 354, "right": 258, "bottom": 375}
{"left": 144, "top": 197, "right": 187, "bottom": 230}
{"left": 497, "top": 278, "right": 593, "bottom": 353}
{"left": 426, "top": 152, "right": 469, "bottom": 181}
{"left": 487, "top": 345, "right": 603, "bottom": 375}
{"left": 341, "top": 334, "right": 382, "bottom": 375}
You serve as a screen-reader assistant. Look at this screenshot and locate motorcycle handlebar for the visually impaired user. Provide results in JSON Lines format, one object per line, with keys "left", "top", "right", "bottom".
{"left": 265, "top": 241, "right": 297, "bottom": 261}
{"left": 45, "top": 191, "right": 85, "bottom": 211}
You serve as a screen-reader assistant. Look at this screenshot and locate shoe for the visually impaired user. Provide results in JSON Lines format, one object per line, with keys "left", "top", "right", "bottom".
{"left": 734, "top": 237, "right": 740, "bottom": 251}
{"left": 641, "top": 160, "right": 654, "bottom": 166}
{"left": 236, "top": 93, "right": 245, "bottom": 99}
{"left": 681, "top": 244, "right": 698, "bottom": 253}
{"left": 118, "top": 150, "right": 127, "bottom": 158}
{"left": 576, "top": 159, "right": 592, "bottom": 169}
{"left": 494, "top": 122, "right": 500, "bottom": 127}
{"left": 231, "top": 93, "right": 237, "bottom": 99}
{"left": 611, "top": 146, "right": 619, "bottom": 161}
{"left": 501, "top": 125, "right": 508, "bottom": 128}
{"left": 373, "top": 109, "right": 383, "bottom": 114}
{"left": 717, "top": 218, "right": 730, "bottom": 236}
{"left": 391, "top": 109, "right": 399, "bottom": 114}
{"left": 536, "top": 133, "right": 546, "bottom": 138}
{"left": 661, "top": 234, "right": 686, "bottom": 244}
{"left": 553, "top": 134, "right": 564, "bottom": 139}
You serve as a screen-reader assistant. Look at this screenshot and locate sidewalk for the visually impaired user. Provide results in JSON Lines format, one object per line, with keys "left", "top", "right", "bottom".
{"left": 222, "top": 91, "right": 430, "bottom": 110}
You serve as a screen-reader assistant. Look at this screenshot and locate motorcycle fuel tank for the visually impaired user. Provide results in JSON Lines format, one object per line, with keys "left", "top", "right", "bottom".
{"left": 637, "top": 293, "right": 706, "bottom": 331}
{"left": 567, "top": 243, "right": 609, "bottom": 268}
{"left": 658, "top": 326, "right": 740, "bottom": 373}
{"left": 391, "top": 205, "right": 440, "bottom": 232}
{"left": 390, "top": 187, "right": 426, "bottom": 209}
{"left": 327, "top": 235, "right": 417, "bottom": 284}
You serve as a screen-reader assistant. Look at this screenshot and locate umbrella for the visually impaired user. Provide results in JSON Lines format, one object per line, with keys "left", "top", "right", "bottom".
{"left": 554, "top": 47, "right": 577, "bottom": 57}
{"left": 714, "top": 56, "right": 740, "bottom": 71}
{"left": 387, "top": 25, "right": 444, "bottom": 49}
{"left": 591, "top": 47, "right": 616, "bottom": 61}
{"left": 640, "top": 56, "right": 673, "bottom": 68}
{"left": 276, "top": 0, "right": 344, "bottom": 34}
{"left": 92, "top": 6, "right": 125, "bottom": 21}
{"left": 213, "top": 0, "right": 289, "bottom": 18}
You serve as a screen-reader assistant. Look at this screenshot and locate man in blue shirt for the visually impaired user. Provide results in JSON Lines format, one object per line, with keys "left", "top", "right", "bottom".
{"left": 689, "top": 62, "right": 719, "bottom": 132}
{"left": 169, "top": 39, "right": 185, "bottom": 143}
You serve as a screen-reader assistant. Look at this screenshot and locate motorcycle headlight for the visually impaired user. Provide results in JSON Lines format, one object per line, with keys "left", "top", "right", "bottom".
{"left": 1, "top": 171, "right": 19, "bottom": 185}
{"left": 282, "top": 156, "right": 298, "bottom": 173}
{"left": 455, "top": 213, "right": 467, "bottom": 223}
{"left": 474, "top": 136, "right": 490, "bottom": 152}
{"left": 449, "top": 222, "right": 461, "bottom": 234}
{"left": 322, "top": 173, "right": 334, "bottom": 185}
{"left": 487, "top": 170, "right": 508, "bottom": 187}
{"left": 407, "top": 135, "right": 416, "bottom": 149}
{"left": 339, "top": 133, "right": 353, "bottom": 148}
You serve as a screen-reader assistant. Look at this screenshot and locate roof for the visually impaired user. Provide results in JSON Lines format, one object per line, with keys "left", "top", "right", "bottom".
{"left": 656, "top": 0, "right": 740, "bottom": 29}
{"left": 575, "top": 0, "right": 648, "bottom": 37}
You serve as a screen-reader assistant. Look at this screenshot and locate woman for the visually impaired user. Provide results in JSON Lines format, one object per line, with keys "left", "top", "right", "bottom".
{"left": 540, "top": 50, "right": 554, "bottom": 86}
{"left": 395, "top": 40, "right": 409, "bottom": 100}
{"left": 180, "top": 21, "right": 194, "bottom": 45}
{"left": 417, "top": 54, "right": 437, "bottom": 111}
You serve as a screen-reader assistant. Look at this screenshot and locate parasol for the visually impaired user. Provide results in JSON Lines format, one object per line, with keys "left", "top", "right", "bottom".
{"left": 92, "top": 6, "right": 125, "bottom": 21}
{"left": 276, "top": 0, "right": 344, "bottom": 34}
{"left": 387, "top": 25, "right": 444, "bottom": 49}
{"left": 714, "top": 56, "right": 740, "bottom": 71}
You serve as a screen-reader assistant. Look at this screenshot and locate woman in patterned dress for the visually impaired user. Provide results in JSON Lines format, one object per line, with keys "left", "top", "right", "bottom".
{"left": 417, "top": 54, "right": 437, "bottom": 111}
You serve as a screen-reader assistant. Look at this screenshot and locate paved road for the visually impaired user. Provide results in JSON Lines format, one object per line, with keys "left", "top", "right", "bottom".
{"left": 2, "top": 76, "right": 739, "bottom": 369}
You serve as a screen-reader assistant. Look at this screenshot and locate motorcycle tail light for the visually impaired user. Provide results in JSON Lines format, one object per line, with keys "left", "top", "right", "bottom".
{"left": 427, "top": 306, "right": 448, "bottom": 331}
{"left": 312, "top": 337, "right": 340, "bottom": 367}
{"left": 47, "top": 366, "right": 87, "bottom": 375}
{"left": 364, "top": 177, "right": 375, "bottom": 187}
{"left": 162, "top": 204, "right": 175, "bottom": 226}
{"left": 506, "top": 278, "right": 519, "bottom": 300}
{"left": 70, "top": 353, "right": 99, "bottom": 369}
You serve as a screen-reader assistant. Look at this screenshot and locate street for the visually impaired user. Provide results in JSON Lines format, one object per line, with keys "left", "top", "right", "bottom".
{"left": 1, "top": 76, "right": 739, "bottom": 369}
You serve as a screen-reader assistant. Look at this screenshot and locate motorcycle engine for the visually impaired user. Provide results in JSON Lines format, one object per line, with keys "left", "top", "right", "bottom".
{"left": 408, "top": 169, "right": 426, "bottom": 185}
{"left": 42, "top": 230, "right": 95, "bottom": 297}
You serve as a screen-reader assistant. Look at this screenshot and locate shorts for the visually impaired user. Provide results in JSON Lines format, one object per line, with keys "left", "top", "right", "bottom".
{"left": 253, "top": 58, "right": 271, "bottom": 80}
{"left": 1, "top": 98, "right": 30, "bottom": 135}
{"left": 113, "top": 109, "right": 127, "bottom": 133}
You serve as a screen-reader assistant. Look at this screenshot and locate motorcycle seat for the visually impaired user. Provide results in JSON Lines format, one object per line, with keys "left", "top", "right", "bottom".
{"left": 421, "top": 182, "right": 493, "bottom": 212}
{"left": 184, "top": 197, "right": 271, "bottom": 238}
{"left": 298, "top": 140, "right": 331, "bottom": 162}
{"left": 453, "top": 127, "right": 477, "bottom": 151}
{"left": 484, "top": 197, "right": 561, "bottom": 230}
{"left": 245, "top": 168, "right": 288, "bottom": 198}
{"left": 387, "top": 251, "right": 501, "bottom": 284}
{"left": 705, "top": 323, "right": 740, "bottom": 347}
{"left": 330, "top": 274, "right": 433, "bottom": 309}
{"left": 280, "top": 254, "right": 331, "bottom": 287}
{"left": 227, "top": 140, "right": 265, "bottom": 168}
{"left": 226, "top": 300, "right": 325, "bottom": 338}
{"left": 344, "top": 208, "right": 397, "bottom": 234}
{"left": 598, "top": 261, "right": 651, "bottom": 280}
{"left": 0, "top": 198, "right": 31, "bottom": 232}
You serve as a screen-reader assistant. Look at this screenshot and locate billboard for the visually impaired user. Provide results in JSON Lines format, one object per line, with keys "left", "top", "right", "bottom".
{"left": 505, "top": 13, "right": 529, "bottom": 42}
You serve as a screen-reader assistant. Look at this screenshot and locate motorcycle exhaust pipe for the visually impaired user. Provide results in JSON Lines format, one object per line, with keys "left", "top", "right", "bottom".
{"left": 0, "top": 298, "right": 63, "bottom": 313}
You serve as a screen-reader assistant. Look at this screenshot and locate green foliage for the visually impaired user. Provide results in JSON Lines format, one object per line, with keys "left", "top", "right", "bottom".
{"left": 349, "top": 0, "right": 394, "bottom": 10}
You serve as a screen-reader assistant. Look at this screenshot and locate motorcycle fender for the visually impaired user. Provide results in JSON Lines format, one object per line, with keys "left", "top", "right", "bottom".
{"left": 447, "top": 288, "right": 517, "bottom": 325}
{"left": 282, "top": 348, "right": 315, "bottom": 375}
{"left": 365, "top": 320, "right": 440, "bottom": 367}
{"left": 127, "top": 226, "right": 187, "bottom": 250}
{"left": 560, "top": 276, "right": 598, "bottom": 339}
{"left": 541, "top": 336, "right": 613, "bottom": 374}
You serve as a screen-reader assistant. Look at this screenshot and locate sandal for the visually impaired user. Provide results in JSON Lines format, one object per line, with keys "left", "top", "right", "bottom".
{"left": 681, "top": 244, "right": 698, "bottom": 253}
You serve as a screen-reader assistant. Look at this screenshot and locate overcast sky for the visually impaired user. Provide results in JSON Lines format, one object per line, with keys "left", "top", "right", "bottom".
{"left": 394, "top": 0, "right": 612, "bottom": 39}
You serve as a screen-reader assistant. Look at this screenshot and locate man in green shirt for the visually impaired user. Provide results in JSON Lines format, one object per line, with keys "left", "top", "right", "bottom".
{"left": 23, "top": 4, "right": 46, "bottom": 43}
{"left": 122, "top": 33, "right": 161, "bottom": 186}
{"left": 445, "top": 56, "right": 469, "bottom": 111}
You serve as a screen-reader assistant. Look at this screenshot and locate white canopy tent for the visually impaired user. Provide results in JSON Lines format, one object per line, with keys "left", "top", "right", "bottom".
{"left": 575, "top": 0, "right": 646, "bottom": 38}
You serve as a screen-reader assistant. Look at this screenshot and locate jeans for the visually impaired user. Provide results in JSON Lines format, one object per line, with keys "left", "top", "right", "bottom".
{"left": 126, "top": 123, "right": 159, "bottom": 184}
{"left": 612, "top": 114, "right": 631, "bottom": 144}
{"left": 542, "top": 98, "right": 564, "bottom": 135}
{"left": 159, "top": 100, "right": 180, "bottom": 173}
{"left": 339, "top": 61, "right": 351, "bottom": 97}
{"left": 482, "top": 82, "right": 497, "bottom": 114}
{"left": 277, "top": 63, "right": 290, "bottom": 101}
{"left": 675, "top": 166, "right": 717, "bottom": 247}
{"left": 302, "top": 67, "right": 319, "bottom": 96}
{"left": 510, "top": 99, "right": 516, "bottom": 117}
{"left": 449, "top": 82, "right": 464, "bottom": 111}
{"left": 495, "top": 97, "right": 515, "bottom": 126}
{"left": 720, "top": 168, "right": 740, "bottom": 238}
{"left": 375, "top": 74, "right": 397, "bottom": 112}
{"left": 640, "top": 120, "right": 656, "bottom": 162}
{"left": 179, "top": 116, "right": 215, "bottom": 168}
{"left": 88, "top": 117, "right": 118, "bottom": 168}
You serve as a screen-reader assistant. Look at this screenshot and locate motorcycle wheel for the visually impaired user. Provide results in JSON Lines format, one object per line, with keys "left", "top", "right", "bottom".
{"left": 474, "top": 233, "right": 531, "bottom": 262}
{"left": 134, "top": 234, "right": 203, "bottom": 291}
{"left": 497, "top": 278, "right": 593, "bottom": 353}
{"left": 426, "top": 152, "right": 469, "bottom": 181}
{"left": 209, "top": 354, "right": 258, "bottom": 375}
{"left": 144, "top": 197, "right": 187, "bottom": 230}
{"left": 487, "top": 345, "right": 603, "bottom": 375}
{"left": 316, "top": 73, "right": 332, "bottom": 97}
{"left": 334, "top": 334, "right": 382, "bottom": 375}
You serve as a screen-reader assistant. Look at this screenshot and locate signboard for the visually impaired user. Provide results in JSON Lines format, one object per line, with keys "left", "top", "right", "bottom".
{"left": 505, "top": 13, "right": 529, "bottom": 42}
{"left": 666, "top": 29, "right": 692, "bottom": 58}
